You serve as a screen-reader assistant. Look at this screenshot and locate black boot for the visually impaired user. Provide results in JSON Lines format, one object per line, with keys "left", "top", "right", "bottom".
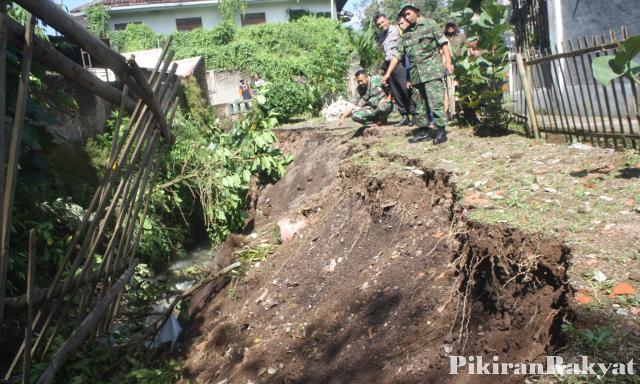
{"left": 432, "top": 127, "right": 448, "bottom": 145}
{"left": 408, "top": 115, "right": 416, "bottom": 126}
{"left": 408, "top": 127, "right": 435, "bottom": 143}
{"left": 394, "top": 115, "right": 410, "bottom": 126}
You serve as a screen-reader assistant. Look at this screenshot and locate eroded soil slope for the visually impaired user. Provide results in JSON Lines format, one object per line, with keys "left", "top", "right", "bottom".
{"left": 180, "top": 127, "right": 572, "bottom": 384}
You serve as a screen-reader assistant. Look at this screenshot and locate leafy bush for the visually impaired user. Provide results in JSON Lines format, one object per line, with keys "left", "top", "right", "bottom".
{"left": 85, "top": 4, "right": 110, "bottom": 38}
{"left": 110, "top": 23, "right": 160, "bottom": 52}
{"left": 451, "top": 0, "right": 512, "bottom": 129}
{"left": 170, "top": 16, "right": 354, "bottom": 112}
{"left": 258, "top": 81, "right": 313, "bottom": 122}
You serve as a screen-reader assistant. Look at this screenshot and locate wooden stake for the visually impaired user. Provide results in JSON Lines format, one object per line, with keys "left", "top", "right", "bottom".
{"left": 0, "top": 14, "right": 35, "bottom": 322}
{"left": 22, "top": 230, "right": 36, "bottom": 384}
{"left": 14, "top": 0, "right": 173, "bottom": 143}
{"left": 515, "top": 53, "right": 539, "bottom": 138}
{"left": 0, "top": 0, "right": 8, "bottom": 322}
{"left": 35, "top": 261, "right": 139, "bottom": 384}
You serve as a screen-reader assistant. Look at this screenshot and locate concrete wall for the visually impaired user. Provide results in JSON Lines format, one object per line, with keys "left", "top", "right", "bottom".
{"left": 108, "top": 0, "right": 334, "bottom": 34}
{"left": 547, "top": 0, "right": 640, "bottom": 48}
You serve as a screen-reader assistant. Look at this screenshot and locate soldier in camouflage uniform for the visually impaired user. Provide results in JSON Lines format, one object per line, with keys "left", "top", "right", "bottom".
{"left": 382, "top": 3, "right": 454, "bottom": 144}
{"left": 348, "top": 70, "right": 393, "bottom": 125}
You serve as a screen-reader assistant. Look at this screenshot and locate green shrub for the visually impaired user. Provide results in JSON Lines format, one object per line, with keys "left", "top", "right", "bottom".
{"left": 259, "top": 81, "right": 312, "bottom": 122}
{"left": 110, "top": 23, "right": 160, "bottom": 52}
{"left": 171, "top": 16, "right": 354, "bottom": 106}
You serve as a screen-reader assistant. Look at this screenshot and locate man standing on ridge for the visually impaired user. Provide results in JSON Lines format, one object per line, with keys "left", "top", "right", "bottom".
{"left": 375, "top": 13, "right": 416, "bottom": 127}
{"left": 382, "top": 3, "right": 453, "bottom": 144}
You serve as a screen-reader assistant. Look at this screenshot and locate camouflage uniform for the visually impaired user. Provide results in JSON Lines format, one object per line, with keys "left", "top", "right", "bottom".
{"left": 395, "top": 16, "right": 449, "bottom": 129}
{"left": 351, "top": 75, "right": 393, "bottom": 125}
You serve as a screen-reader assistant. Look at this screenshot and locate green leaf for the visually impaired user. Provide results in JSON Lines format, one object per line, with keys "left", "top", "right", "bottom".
{"left": 256, "top": 94, "right": 267, "bottom": 105}
{"left": 592, "top": 56, "right": 622, "bottom": 86}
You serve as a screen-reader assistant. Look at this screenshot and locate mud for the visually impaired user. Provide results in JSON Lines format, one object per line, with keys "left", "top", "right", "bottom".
{"left": 179, "top": 128, "right": 572, "bottom": 384}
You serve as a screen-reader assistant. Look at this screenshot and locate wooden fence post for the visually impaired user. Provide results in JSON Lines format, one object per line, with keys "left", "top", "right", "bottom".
{"left": 515, "top": 52, "right": 540, "bottom": 139}
{"left": 0, "top": 13, "right": 35, "bottom": 322}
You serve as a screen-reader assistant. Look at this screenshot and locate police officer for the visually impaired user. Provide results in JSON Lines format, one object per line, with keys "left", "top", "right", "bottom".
{"left": 382, "top": 3, "right": 453, "bottom": 144}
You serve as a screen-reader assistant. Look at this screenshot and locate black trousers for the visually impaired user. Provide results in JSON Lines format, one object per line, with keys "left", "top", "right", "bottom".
{"left": 383, "top": 61, "right": 415, "bottom": 116}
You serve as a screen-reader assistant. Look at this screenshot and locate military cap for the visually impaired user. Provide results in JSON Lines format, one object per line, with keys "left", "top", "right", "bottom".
{"left": 398, "top": 3, "right": 420, "bottom": 18}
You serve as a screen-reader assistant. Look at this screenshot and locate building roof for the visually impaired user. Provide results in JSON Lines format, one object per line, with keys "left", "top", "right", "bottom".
{"left": 72, "top": 0, "right": 213, "bottom": 12}
{"left": 73, "top": 0, "right": 348, "bottom": 14}
{"left": 121, "top": 48, "right": 204, "bottom": 78}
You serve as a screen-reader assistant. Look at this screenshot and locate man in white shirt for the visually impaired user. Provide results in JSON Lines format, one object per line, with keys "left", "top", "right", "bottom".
{"left": 375, "top": 13, "right": 415, "bottom": 127}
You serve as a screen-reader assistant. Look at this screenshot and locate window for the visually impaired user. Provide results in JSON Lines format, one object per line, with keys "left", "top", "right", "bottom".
{"left": 241, "top": 12, "right": 266, "bottom": 26}
{"left": 176, "top": 17, "right": 203, "bottom": 31}
{"left": 114, "top": 21, "right": 141, "bottom": 31}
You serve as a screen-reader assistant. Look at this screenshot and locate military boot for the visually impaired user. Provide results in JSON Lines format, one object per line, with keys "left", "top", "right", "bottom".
{"left": 408, "top": 127, "right": 435, "bottom": 143}
{"left": 432, "top": 127, "right": 448, "bottom": 145}
{"left": 394, "top": 115, "right": 410, "bottom": 127}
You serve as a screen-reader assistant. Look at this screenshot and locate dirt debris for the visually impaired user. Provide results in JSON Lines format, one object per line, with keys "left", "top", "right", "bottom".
{"left": 179, "top": 127, "right": 573, "bottom": 383}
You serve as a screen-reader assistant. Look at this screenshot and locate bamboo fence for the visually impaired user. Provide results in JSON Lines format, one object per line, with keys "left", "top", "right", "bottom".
{"left": 509, "top": 26, "right": 639, "bottom": 150}
{"left": 0, "top": 1, "right": 181, "bottom": 382}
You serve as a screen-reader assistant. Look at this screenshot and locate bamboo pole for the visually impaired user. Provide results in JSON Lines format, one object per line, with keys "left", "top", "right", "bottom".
{"left": 546, "top": 46, "right": 574, "bottom": 140}
{"left": 556, "top": 42, "right": 585, "bottom": 142}
{"left": 1, "top": 14, "right": 136, "bottom": 112}
{"left": 22, "top": 230, "right": 36, "bottom": 384}
{"left": 3, "top": 257, "right": 131, "bottom": 310}
{"left": 524, "top": 48, "right": 550, "bottom": 134}
{"left": 35, "top": 261, "right": 139, "bottom": 384}
{"left": 14, "top": 0, "right": 174, "bottom": 143}
{"left": 0, "top": 14, "right": 35, "bottom": 322}
{"left": 621, "top": 26, "right": 639, "bottom": 150}
{"left": 576, "top": 37, "right": 603, "bottom": 147}
{"left": 0, "top": 0, "right": 8, "bottom": 322}
{"left": 607, "top": 30, "right": 628, "bottom": 148}
{"left": 582, "top": 36, "right": 610, "bottom": 148}
{"left": 594, "top": 34, "right": 617, "bottom": 149}
{"left": 532, "top": 50, "right": 561, "bottom": 133}
{"left": 525, "top": 41, "right": 620, "bottom": 65}
{"left": 566, "top": 38, "right": 596, "bottom": 146}
{"left": 515, "top": 53, "right": 538, "bottom": 138}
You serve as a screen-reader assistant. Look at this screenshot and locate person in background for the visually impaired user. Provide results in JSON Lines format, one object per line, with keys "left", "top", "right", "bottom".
{"left": 382, "top": 3, "right": 453, "bottom": 144}
{"left": 253, "top": 73, "right": 265, "bottom": 89}
{"left": 337, "top": 69, "right": 392, "bottom": 127}
{"left": 238, "top": 79, "right": 252, "bottom": 112}
{"left": 442, "top": 19, "right": 465, "bottom": 119}
{"left": 443, "top": 20, "right": 467, "bottom": 59}
{"left": 375, "top": 13, "right": 415, "bottom": 127}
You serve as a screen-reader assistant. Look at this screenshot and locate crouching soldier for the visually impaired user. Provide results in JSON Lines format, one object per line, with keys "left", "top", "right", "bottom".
{"left": 338, "top": 70, "right": 392, "bottom": 127}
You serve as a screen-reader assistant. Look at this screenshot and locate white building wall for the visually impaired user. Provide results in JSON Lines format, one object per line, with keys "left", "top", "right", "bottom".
{"left": 107, "top": 0, "right": 333, "bottom": 34}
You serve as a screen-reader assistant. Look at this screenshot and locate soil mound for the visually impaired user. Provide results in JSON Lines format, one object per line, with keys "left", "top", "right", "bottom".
{"left": 181, "top": 129, "right": 572, "bottom": 384}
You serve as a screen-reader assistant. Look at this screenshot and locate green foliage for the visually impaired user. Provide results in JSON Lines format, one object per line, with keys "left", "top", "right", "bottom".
{"left": 110, "top": 23, "right": 160, "bottom": 52}
{"left": 165, "top": 93, "right": 293, "bottom": 242}
{"left": 219, "top": 0, "right": 247, "bottom": 24}
{"left": 258, "top": 80, "right": 316, "bottom": 122}
{"left": 349, "top": 26, "right": 384, "bottom": 73}
{"left": 127, "top": 359, "right": 185, "bottom": 383}
{"left": 85, "top": 5, "right": 110, "bottom": 38}
{"left": 451, "top": 0, "right": 512, "bottom": 129}
{"left": 171, "top": 16, "right": 354, "bottom": 111}
{"left": 592, "top": 35, "right": 640, "bottom": 86}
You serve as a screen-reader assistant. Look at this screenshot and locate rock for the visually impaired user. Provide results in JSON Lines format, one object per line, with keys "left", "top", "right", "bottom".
{"left": 628, "top": 273, "right": 640, "bottom": 282}
{"left": 598, "top": 195, "right": 614, "bottom": 202}
{"left": 410, "top": 169, "right": 425, "bottom": 176}
{"left": 268, "top": 367, "right": 277, "bottom": 375}
{"left": 543, "top": 187, "right": 557, "bottom": 194}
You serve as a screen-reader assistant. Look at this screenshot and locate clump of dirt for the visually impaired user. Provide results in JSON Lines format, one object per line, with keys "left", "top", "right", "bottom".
{"left": 179, "top": 128, "right": 572, "bottom": 383}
